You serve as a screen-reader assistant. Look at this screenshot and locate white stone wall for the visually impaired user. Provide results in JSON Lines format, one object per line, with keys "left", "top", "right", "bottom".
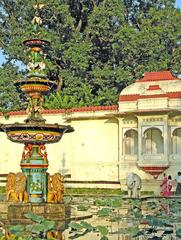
{"left": 0, "top": 110, "right": 119, "bottom": 188}
{"left": 68, "top": 118, "right": 118, "bottom": 181}
{"left": 1, "top": 110, "right": 181, "bottom": 193}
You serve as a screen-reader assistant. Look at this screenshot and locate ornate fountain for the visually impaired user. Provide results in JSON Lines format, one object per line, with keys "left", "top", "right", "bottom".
{"left": 0, "top": 12, "right": 74, "bottom": 204}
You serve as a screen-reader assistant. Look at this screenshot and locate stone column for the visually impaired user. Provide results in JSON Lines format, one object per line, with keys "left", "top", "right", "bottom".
{"left": 138, "top": 116, "right": 143, "bottom": 163}
{"left": 163, "top": 115, "right": 168, "bottom": 162}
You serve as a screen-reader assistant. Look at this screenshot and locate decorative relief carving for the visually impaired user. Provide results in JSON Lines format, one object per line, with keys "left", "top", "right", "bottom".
{"left": 142, "top": 126, "right": 164, "bottom": 136}
{"left": 122, "top": 128, "right": 138, "bottom": 136}
{"left": 122, "top": 117, "right": 137, "bottom": 124}
{"left": 170, "top": 126, "right": 178, "bottom": 135}
{"left": 142, "top": 118, "right": 163, "bottom": 122}
{"left": 123, "top": 120, "right": 136, "bottom": 124}
{"left": 22, "top": 144, "right": 33, "bottom": 161}
{"left": 171, "top": 118, "right": 181, "bottom": 122}
{"left": 38, "top": 144, "right": 48, "bottom": 163}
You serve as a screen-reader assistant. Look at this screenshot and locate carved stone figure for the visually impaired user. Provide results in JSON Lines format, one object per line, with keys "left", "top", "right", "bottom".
{"left": 22, "top": 143, "right": 33, "bottom": 161}
{"left": 26, "top": 96, "right": 45, "bottom": 122}
{"left": 6, "top": 172, "right": 16, "bottom": 200}
{"left": 126, "top": 172, "right": 142, "bottom": 198}
{"left": 47, "top": 230, "right": 62, "bottom": 240}
{"left": 6, "top": 172, "right": 28, "bottom": 203}
{"left": 38, "top": 144, "right": 48, "bottom": 162}
{"left": 47, "top": 173, "right": 64, "bottom": 203}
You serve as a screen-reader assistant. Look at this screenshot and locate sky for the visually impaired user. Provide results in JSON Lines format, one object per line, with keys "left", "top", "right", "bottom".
{"left": 176, "top": 0, "right": 181, "bottom": 8}
{"left": 0, "top": 49, "right": 6, "bottom": 66}
{"left": 0, "top": 0, "right": 181, "bottom": 67}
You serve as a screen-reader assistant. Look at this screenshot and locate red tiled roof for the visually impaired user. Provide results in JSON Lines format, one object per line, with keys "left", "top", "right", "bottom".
{"left": 119, "top": 92, "right": 181, "bottom": 101}
{"left": 2, "top": 105, "right": 118, "bottom": 116}
{"left": 147, "top": 85, "right": 161, "bottom": 90}
{"left": 66, "top": 105, "right": 118, "bottom": 112}
{"left": 8, "top": 110, "right": 26, "bottom": 116}
{"left": 137, "top": 71, "right": 179, "bottom": 82}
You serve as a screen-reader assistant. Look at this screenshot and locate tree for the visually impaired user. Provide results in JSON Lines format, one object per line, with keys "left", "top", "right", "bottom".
{"left": 0, "top": 0, "right": 180, "bottom": 109}
{"left": 0, "top": 64, "right": 23, "bottom": 113}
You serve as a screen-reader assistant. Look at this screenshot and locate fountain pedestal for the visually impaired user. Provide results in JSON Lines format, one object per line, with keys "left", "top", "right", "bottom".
{"left": 21, "top": 144, "right": 48, "bottom": 203}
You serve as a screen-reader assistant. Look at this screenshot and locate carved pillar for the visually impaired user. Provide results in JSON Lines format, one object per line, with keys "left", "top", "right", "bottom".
{"left": 163, "top": 115, "right": 168, "bottom": 162}
{"left": 118, "top": 118, "right": 123, "bottom": 163}
{"left": 138, "top": 117, "right": 143, "bottom": 162}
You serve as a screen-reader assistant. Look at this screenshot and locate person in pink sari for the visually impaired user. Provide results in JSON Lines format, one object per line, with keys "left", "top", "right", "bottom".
{"left": 160, "top": 174, "right": 172, "bottom": 197}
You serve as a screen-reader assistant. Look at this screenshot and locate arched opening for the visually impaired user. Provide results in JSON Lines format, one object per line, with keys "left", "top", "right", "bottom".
{"left": 172, "top": 128, "right": 181, "bottom": 154}
{"left": 123, "top": 129, "right": 138, "bottom": 155}
{"left": 143, "top": 128, "right": 163, "bottom": 154}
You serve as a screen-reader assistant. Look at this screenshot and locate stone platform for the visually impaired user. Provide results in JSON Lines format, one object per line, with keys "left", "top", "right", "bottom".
{"left": 0, "top": 201, "right": 70, "bottom": 226}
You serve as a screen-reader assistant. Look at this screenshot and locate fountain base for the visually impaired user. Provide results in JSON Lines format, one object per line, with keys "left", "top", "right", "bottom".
{"left": 0, "top": 201, "right": 69, "bottom": 225}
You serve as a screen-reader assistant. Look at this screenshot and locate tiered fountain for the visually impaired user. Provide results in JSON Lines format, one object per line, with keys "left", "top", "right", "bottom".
{"left": 0, "top": 12, "right": 73, "bottom": 205}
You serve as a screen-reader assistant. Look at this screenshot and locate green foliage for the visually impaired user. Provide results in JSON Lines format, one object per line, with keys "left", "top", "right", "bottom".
{"left": 77, "top": 204, "right": 89, "bottom": 211}
{"left": 0, "top": 64, "right": 23, "bottom": 113}
{"left": 145, "top": 215, "right": 166, "bottom": 227}
{"left": 94, "top": 196, "right": 122, "bottom": 208}
{"left": 119, "top": 226, "right": 140, "bottom": 237}
{"left": 68, "top": 220, "right": 109, "bottom": 239}
{"left": 79, "top": 221, "right": 93, "bottom": 231}
{"left": 24, "top": 212, "right": 45, "bottom": 223}
{"left": 23, "top": 212, "right": 56, "bottom": 238}
{"left": 41, "top": 220, "right": 55, "bottom": 232}
{"left": 146, "top": 201, "right": 159, "bottom": 210}
{"left": 69, "top": 222, "right": 84, "bottom": 231}
{"left": 0, "top": 0, "right": 180, "bottom": 109}
{"left": 96, "top": 225, "right": 109, "bottom": 236}
{"left": 0, "top": 187, "right": 5, "bottom": 193}
{"left": 176, "top": 228, "right": 181, "bottom": 238}
{"left": 65, "top": 187, "right": 122, "bottom": 195}
{"left": 8, "top": 225, "right": 25, "bottom": 233}
{"left": 26, "top": 223, "right": 45, "bottom": 234}
{"left": 100, "top": 237, "right": 109, "bottom": 240}
{"left": 97, "top": 207, "right": 112, "bottom": 217}
{"left": 2, "top": 198, "right": 181, "bottom": 239}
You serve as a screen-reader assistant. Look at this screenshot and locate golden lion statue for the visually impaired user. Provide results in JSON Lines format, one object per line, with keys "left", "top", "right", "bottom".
{"left": 47, "top": 230, "right": 63, "bottom": 240}
{"left": 47, "top": 173, "right": 64, "bottom": 203}
{"left": 6, "top": 172, "right": 28, "bottom": 203}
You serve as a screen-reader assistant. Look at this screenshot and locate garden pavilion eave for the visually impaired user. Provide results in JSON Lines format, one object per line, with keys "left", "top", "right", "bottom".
{"left": 105, "top": 108, "right": 181, "bottom": 117}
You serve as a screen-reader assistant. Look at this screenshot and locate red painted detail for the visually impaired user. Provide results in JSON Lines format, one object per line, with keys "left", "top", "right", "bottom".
{"left": 42, "top": 109, "right": 66, "bottom": 114}
{"left": 8, "top": 110, "right": 26, "bottom": 116}
{"left": 137, "top": 71, "right": 179, "bottom": 82}
{"left": 119, "top": 92, "right": 181, "bottom": 102}
{"left": 139, "top": 94, "right": 167, "bottom": 99}
{"left": 5, "top": 105, "right": 118, "bottom": 116}
{"left": 140, "top": 220, "right": 148, "bottom": 225}
{"left": 119, "top": 93, "right": 167, "bottom": 101}
{"left": 168, "top": 92, "right": 181, "bottom": 98}
{"left": 20, "top": 164, "right": 48, "bottom": 168}
{"left": 119, "top": 94, "right": 140, "bottom": 101}
{"left": 147, "top": 85, "right": 161, "bottom": 90}
{"left": 139, "top": 166, "right": 169, "bottom": 179}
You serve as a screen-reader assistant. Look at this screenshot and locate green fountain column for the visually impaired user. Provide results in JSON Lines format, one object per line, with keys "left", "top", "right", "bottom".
{"left": 21, "top": 144, "right": 48, "bottom": 203}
